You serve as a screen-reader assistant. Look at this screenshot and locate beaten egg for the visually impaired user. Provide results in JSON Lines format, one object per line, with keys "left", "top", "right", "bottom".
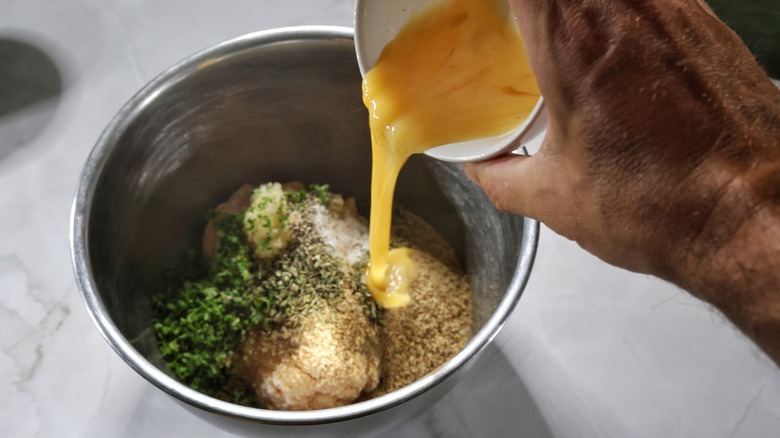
{"left": 363, "top": 0, "right": 541, "bottom": 307}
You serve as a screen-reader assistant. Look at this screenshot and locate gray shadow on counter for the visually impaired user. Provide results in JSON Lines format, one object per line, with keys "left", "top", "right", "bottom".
{"left": 382, "top": 343, "right": 553, "bottom": 438}
{"left": 0, "top": 36, "right": 64, "bottom": 162}
{"left": 117, "top": 343, "right": 553, "bottom": 438}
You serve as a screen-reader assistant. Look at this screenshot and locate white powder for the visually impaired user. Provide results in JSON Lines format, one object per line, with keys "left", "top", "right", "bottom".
{"left": 307, "top": 200, "right": 369, "bottom": 266}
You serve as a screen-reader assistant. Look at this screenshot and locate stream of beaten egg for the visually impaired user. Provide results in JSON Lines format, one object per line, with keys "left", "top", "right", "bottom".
{"left": 362, "top": 0, "right": 541, "bottom": 308}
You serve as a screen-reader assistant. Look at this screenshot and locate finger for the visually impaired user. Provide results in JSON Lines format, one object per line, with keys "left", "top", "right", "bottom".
{"left": 464, "top": 153, "right": 547, "bottom": 220}
{"left": 466, "top": 149, "right": 588, "bottom": 243}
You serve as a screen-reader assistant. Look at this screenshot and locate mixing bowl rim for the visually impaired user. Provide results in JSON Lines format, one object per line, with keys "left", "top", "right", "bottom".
{"left": 69, "top": 25, "right": 539, "bottom": 425}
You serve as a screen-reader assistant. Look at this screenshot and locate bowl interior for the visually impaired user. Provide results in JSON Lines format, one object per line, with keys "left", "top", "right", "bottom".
{"left": 82, "top": 29, "right": 530, "bottom": 420}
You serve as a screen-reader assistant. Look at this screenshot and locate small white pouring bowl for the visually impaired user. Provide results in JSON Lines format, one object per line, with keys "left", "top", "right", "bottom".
{"left": 354, "top": 0, "right": 548, "bottom": 162}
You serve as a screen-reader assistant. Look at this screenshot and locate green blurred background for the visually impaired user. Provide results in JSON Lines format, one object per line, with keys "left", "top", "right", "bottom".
{"left": 708, "top": 0, "right": 780, "bottom": 78}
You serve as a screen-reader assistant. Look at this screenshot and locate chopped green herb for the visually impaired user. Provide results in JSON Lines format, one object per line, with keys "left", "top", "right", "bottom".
{"left": 283, "top": 184, "right": 331, "bottom": 207}
{"left": 285, "top": 187, "right": 307, "bottom": 204}
{"left": 153, "top": 212, "right": 265, "bottom": 403}
{"left": 309, "top": 183, "right": 331, "bottom": 207}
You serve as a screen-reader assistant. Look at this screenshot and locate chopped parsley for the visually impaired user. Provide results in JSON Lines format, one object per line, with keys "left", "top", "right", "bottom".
{"left": 152, "top": 212, "right": 266, "bottom": 403}
{"left": 285, "top": 183, "right": 331, "bottom": 207}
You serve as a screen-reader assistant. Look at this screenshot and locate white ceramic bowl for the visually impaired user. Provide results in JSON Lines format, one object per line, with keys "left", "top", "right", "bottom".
{"left": 353, "top": 0, "right": 548, "bottom": 161}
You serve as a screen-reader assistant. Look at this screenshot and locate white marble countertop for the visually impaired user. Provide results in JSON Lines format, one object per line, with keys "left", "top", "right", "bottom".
{"left": 1, "top": 1, "right": 778, "bottom": 437}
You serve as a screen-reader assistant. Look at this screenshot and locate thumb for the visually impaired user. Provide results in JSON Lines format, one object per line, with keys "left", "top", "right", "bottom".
{"left": 464, "top": 153, "right": 551, "bottom": 221}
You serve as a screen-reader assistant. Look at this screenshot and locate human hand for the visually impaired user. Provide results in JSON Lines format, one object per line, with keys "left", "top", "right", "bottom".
{"left": 464, "top": 0, "right": 780, "bottom": 363}
{"left": 465, "top": 0, "right": 780, "bottom": 283}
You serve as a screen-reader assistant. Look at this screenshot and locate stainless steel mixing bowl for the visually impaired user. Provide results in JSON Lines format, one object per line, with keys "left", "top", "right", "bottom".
{"left": 70, "top": 26, "right": 538, "bottom": 437}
